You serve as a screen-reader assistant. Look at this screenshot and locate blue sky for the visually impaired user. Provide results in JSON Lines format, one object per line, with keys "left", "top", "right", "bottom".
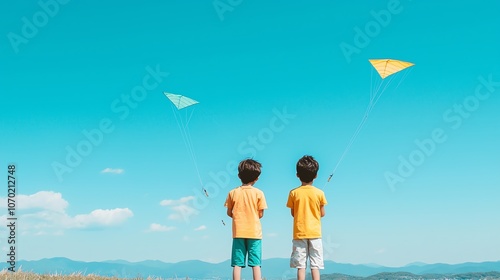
{"left": 1, "top": 0, "right": 499, "bottom": 268}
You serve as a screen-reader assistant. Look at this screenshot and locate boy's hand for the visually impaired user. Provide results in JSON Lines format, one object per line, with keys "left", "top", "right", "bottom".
{"left": 227, "top": 207, "right": 233, "bottom": 218}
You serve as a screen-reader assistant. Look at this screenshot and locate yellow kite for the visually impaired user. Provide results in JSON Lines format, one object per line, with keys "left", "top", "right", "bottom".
{"left": 369, "top": 59, "right": 414, "bottom": 79}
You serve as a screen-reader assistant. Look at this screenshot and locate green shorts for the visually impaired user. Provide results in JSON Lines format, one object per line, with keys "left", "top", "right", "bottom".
{"left": 231, "top": 238, "right": 262, "bottom": 267}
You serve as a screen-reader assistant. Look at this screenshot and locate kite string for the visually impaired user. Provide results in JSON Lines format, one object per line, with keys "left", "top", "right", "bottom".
{"left": 324, "top": 71, "right": 397, "bottom": 188}
{"left": 182, "top": 113, "right": 203, "bottom": 185}
{"left": 171, "top": 106, "right": 204, "bottom": 186}
{"left": 323, "top": 105, "right": 370, "bottom": 188}
{"left": 183, "top": 108, "right": 200, "bottom": 178}
{"left": 371, "top": 73, "right": 385, "bottom": 104}
{"left": 165, "top": 94, "right": 225, "bottom": 224}
{"left": 367, "top": 74, "right": 397, "bottom": 116}
{"left": 393, "top": 67, "right": 413, "bottom": 91}
{"left": 179, "top": 107, "right": 223, "bottom": 222}
{"left": 171, "top": 105, "right": 191, "bottom": 155}
{"left": 186, "top": 107, "right": 196, "bottom": 127}
{"left": 370, "top": 68, "right": 374, "bottom": 103}
{"left": 337, "top": 69, "right": 388, "bottom": 171}
{"left": 180, "top": 112, "right": 204, "bottom": 187}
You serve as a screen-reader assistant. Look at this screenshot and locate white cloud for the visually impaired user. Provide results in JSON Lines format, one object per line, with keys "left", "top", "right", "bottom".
{"left": 160, "top": 196, "right": 194, "bottom": 206}
{"left": 0, "top": 191, "right": 68, "bottom": 212}
{"left": 0, "top": 191, "right": 134, "bottom": 235}
{"left": 194, "top": 225, "right": 207, "bottom": 231}
{"left": 267, "top": 232, "right": 278, "bottom": 237}
{"left": 160, "top": 200, "right": 175, "bottom": 206}
{"left": 71, "top": 208, "right": 133, "bottom": 229}
{"left": 0, "top": 215, "right": 6, "bottom": 233}
{"left": 160, "top": 196, "right": 199, "bottom": 222}
{"left": 101, "top": 168, "right": 124, "bottom": 174}
{"left": 148, "top": 223, "right": 176, "bottom": 232}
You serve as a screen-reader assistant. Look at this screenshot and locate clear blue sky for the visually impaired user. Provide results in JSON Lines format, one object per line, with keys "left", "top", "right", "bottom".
{"left": 1, "top": 0, "right": 499, "bottom": 267}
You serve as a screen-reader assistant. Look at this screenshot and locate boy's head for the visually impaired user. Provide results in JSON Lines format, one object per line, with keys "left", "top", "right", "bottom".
{"left": 296, "top": 155, "right": 319, "bottom": 183}
{"left": 238, "top": 159, "right": 262, "bottom": 184}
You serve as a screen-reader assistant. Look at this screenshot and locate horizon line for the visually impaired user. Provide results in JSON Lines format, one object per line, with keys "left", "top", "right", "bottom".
{"left": 18, "top": 257, "right": 500, "bottom": 268}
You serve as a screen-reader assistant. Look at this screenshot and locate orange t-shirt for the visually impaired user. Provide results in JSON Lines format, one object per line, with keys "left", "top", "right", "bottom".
{"left": 225, "top": 186, "right": 267, "bottom": 239}
{"left": 286, "top": 185, "right": 327, "bottom": 239}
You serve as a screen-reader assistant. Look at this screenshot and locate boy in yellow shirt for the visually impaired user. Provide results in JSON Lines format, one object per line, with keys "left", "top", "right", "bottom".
{"left": 286, "top": 155, "right": 328, "bottom": 280}
{"left": 225, "top": 159, "right": 268, "bottom": 280}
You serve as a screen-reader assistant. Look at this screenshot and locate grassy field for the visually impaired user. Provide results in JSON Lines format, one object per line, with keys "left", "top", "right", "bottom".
{"left": 0, "top": 271, "right": 167, "bottom": 280}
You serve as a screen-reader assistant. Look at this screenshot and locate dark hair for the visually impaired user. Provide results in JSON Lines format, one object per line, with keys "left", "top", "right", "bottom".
{"left": 238, "top": 159, "right": 262, "bottom": 184}
{"left": 296, "top": 155, "right": 319, "bottom": 183}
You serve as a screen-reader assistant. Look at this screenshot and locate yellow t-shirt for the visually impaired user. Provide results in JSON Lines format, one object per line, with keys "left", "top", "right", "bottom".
{"left": 225, "top": 186, "right": 268, "bottom": 239}
{"left": 286, "top": 185, "right": 327, "bottom": 239}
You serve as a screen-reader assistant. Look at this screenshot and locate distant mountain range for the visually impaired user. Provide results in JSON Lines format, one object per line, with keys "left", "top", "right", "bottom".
{"left": 6, "top": 257, "right": 500, "bottom": 279}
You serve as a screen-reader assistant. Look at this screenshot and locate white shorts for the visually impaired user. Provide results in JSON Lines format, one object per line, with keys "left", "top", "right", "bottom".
{"left": 290, "top": 238, "right": 324, "bottom": 269}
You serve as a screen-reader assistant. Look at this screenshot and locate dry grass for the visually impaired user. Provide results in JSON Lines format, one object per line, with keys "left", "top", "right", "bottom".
{"left": 0, "top": 270, "right": 167, "bottom": 280}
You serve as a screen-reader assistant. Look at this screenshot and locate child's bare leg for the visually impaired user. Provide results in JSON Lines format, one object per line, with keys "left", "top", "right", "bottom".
{"left": 252, "top": 266, "right": 261, "bottom": 280}
{"left": 297, "top": 268, "right": 306, "bottom": 280}
{"left": 233, "top": 266, "right": 242, "bottom": 280}
{"left": 311, "top": 268, "right": 320, "bottom": 280}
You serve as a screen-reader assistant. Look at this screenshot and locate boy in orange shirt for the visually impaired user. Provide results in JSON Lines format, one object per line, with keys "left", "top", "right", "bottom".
{"left": 286, "top": 155, "right": 328, "bottom": 280}
{"left": 225, "top": 159, "right": 268, "bottom": 280}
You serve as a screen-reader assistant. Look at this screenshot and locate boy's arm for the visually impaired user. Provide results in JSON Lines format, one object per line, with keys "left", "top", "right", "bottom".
{"left": 286, "top": 192, "right": 294, "bottom": 217}
{"left": 259, "top": 209, "right": 264, "bottom": 219}
{"left": 320, "top": 205, "right": 325, "bottom": 217}
{"left": 225, "top": 192, "right": 233, "bottom": 218}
